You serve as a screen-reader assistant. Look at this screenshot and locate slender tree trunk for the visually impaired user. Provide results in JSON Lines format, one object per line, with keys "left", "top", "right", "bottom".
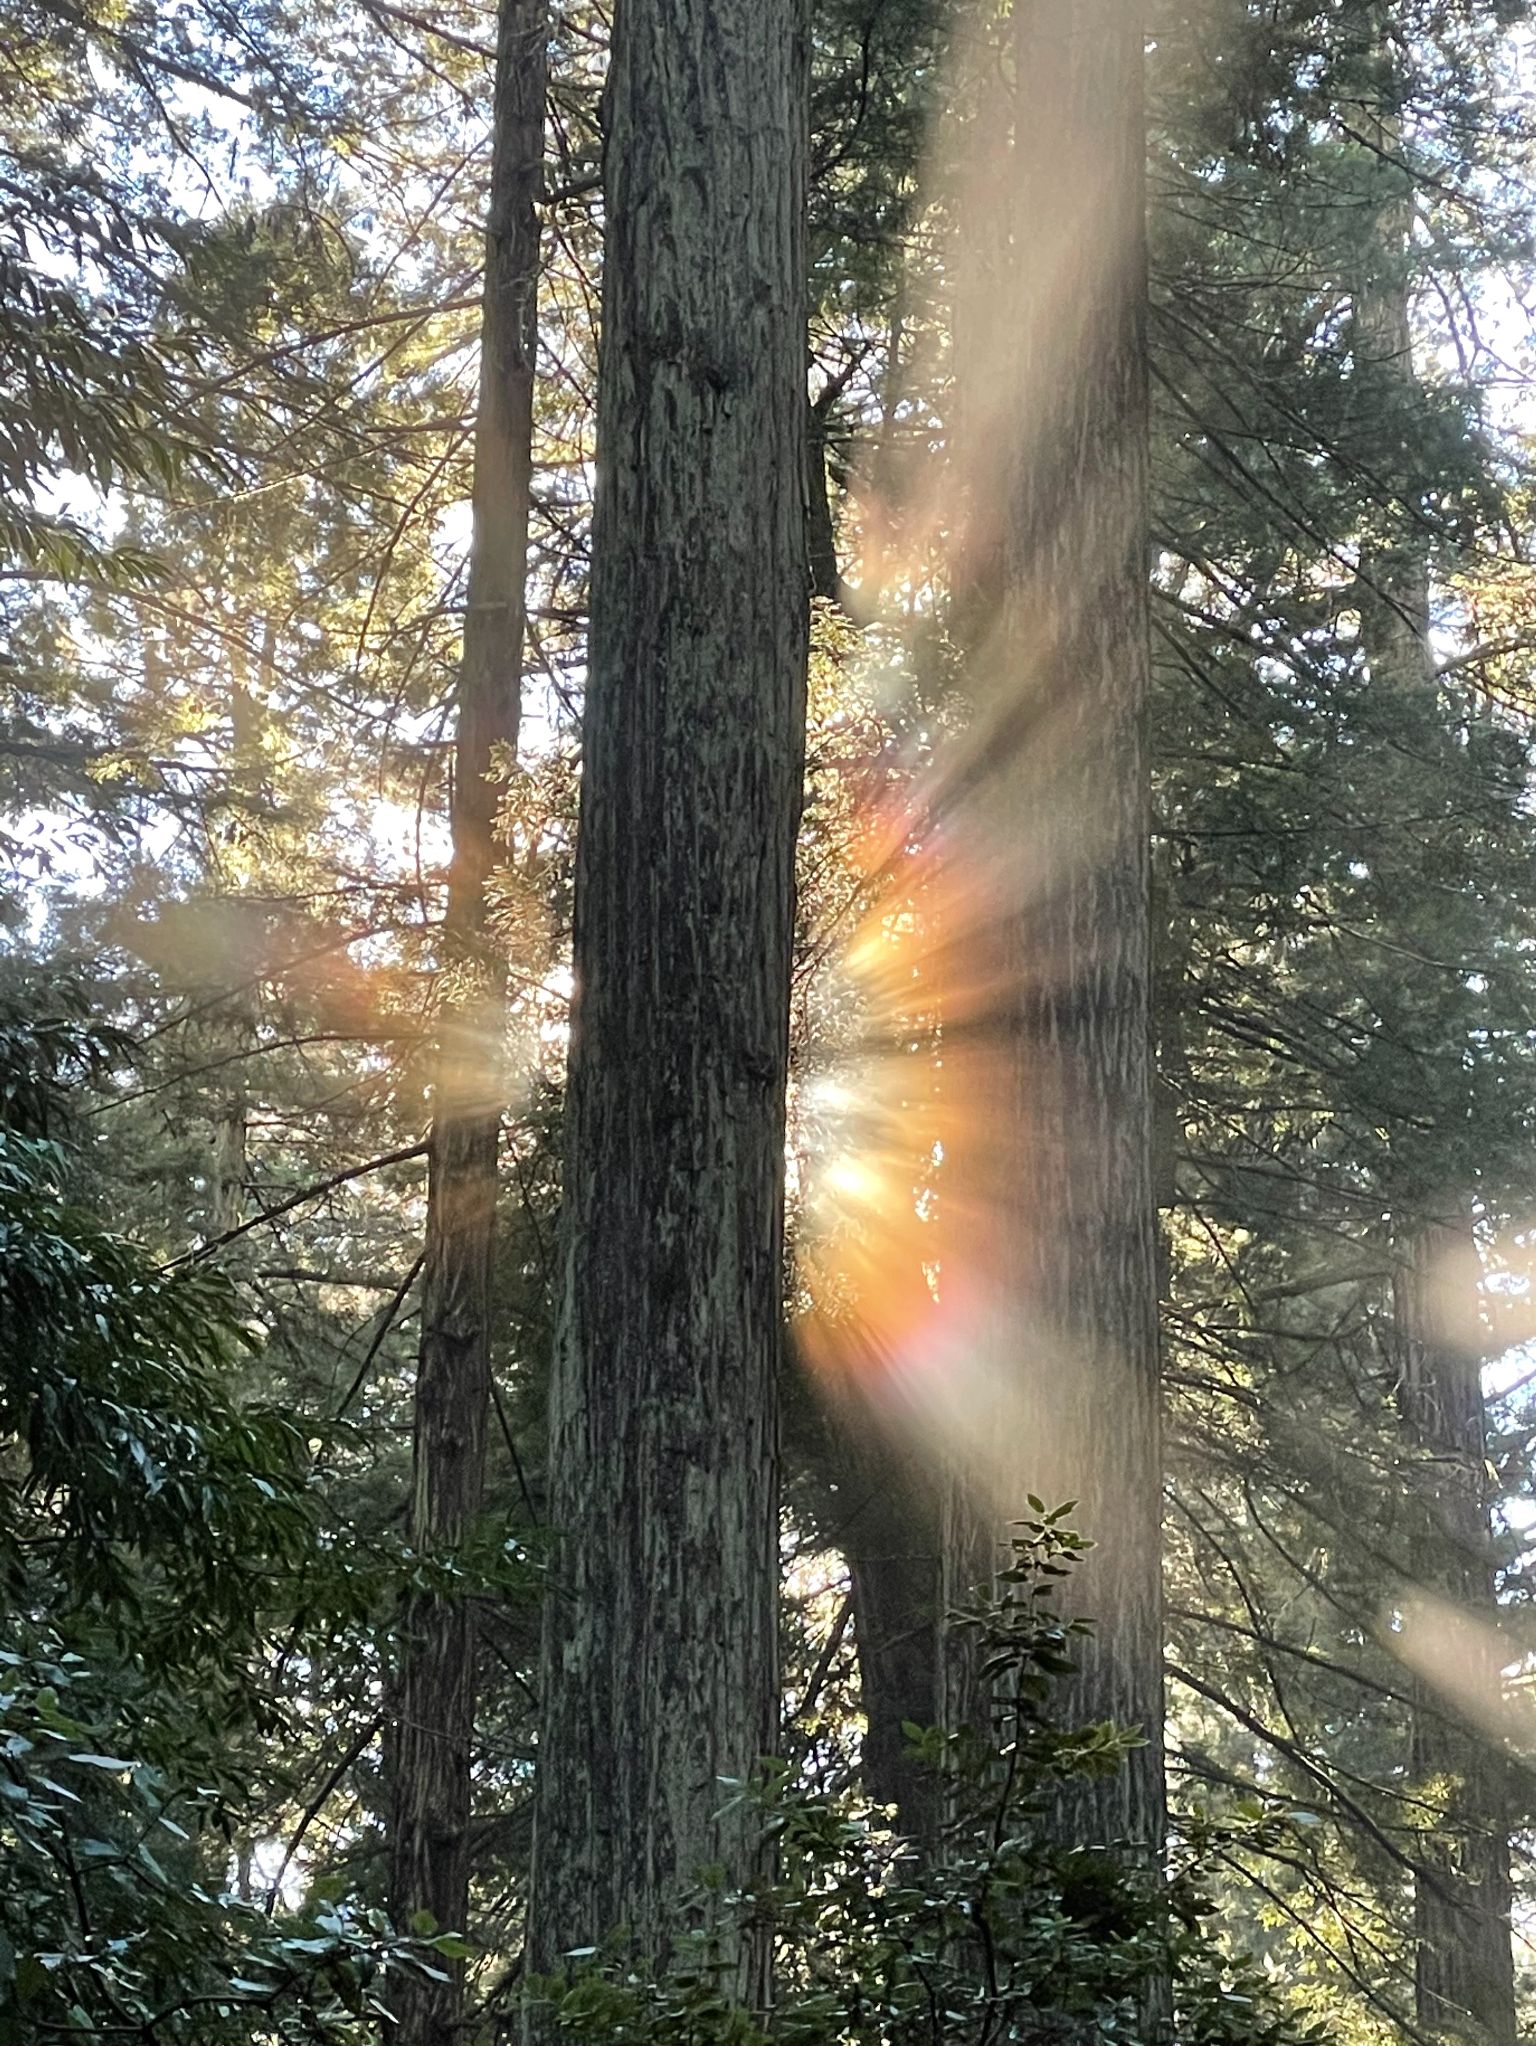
{"left": 1351, "top": 41, "right": 1515, "bottom": 2038}
{"left": 524, "top": 0, "right": 807, "bottom": 2010}
{"left": 1393, "top": 1228, "right": 1515, "bottom": 2046}
{"left": 203, "top": 626, "right": 270, "bottom": 1239}
{"left": 808, "top": 393, "right": 849, "bottom": 611}
{"left": 207, "top": 1071, "right": 247, "bottom": 1235}
{"left": 838, "top": 1439, "right": 941, "bottom": 1847}
{"left": 942, "top": 0, "right": 1162, "bottom": 1861}
{"left": 391, "top": 7, "right": 543, "bottom": 2041}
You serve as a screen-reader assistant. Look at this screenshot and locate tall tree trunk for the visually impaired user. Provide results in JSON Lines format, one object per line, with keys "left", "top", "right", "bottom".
{"left": 1352, "top": 39, "right": 1515, "bottom": 2039}
{"left": 524, "top": 0, "right": 807, "bottom": 2010}
{"left": 207, "top": 1053, "right": 248, "bottom": 1236}
{"left": 839, "top": 1438, "right": 941, "bottom": 1848}
{"left": 391, "top": 6, "right": 543, "bottom": 2041}
{"left": 941, "top": 0, "right": 1162, "bottom": 1860}
{"left": 808, "top": 388, "right": 854, "bottom": 612}
{"left": 1393, "top": 1229, "right": 1515, "bottom": 2046}
{"left": 204, "top": 623, "right": 269, "bottom": 1240}
{"left": 808, "top": 396, "right": 844, "bottom": 607}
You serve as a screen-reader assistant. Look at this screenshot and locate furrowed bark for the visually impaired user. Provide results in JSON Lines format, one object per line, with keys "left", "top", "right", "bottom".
{"left": 204, "top": 624, "right": 271, "bottom": 1242}
{"left": 391, "top": 6, "right": 543, "bottom": 2041}
{"left": 840, "top": 1442, "right": 941, "bottom": 1848}
{"left": 1393, "top": 1229, "right": 1515, "bottom": 2046}
{"left": 1353, "top": 35, "right": 1515, "bottom": 2035}
{"left": 943, "top": 0, "right": 1163, "bottom": 1863}
{"left": 524, "top": 0, "right": 808, "bottom": 2014}
{"left": 808, "top": 392, "right": 849, "bottom": 610}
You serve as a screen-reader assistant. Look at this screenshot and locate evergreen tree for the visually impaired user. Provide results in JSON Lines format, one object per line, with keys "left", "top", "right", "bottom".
{"left": 524, "top": 0, "right": 809, "bottom": 2007}
{"left": 390, "top": 3, "right": 545, "bottom": 2043}
{"left": 935, "top": 0, "right": 1163, "bottom": 1859}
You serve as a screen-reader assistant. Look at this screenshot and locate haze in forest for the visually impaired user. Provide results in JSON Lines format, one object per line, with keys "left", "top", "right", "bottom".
{"left": 5, "top": 2, "right": 1536, "bottom": 2045}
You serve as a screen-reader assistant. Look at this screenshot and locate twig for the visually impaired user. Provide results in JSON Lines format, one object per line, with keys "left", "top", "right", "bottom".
{"left": 162, "top": 1144, "right": 429, "bottom": 1269}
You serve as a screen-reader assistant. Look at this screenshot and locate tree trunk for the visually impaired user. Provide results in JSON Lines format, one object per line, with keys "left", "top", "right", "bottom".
{"left": 1351, "top": 38, "right": 1515, "bottom": 2037}
{"left": 204, "top": 622, "right": 271, "bottom": 1240}
{"left": 391, "top": 6, "right": 543, "bottom": 2041}
{"left": 941, "top": 0, "right": 1163, "bottom": 1861}
{"left": 1393, "top": 1228, "right": 1515, "bottom": 2046}
{"left": 808, "top": 393, "right": 848, "bottom": 610}
{"left": 524, "top": 0, "right": 807, "bottom": 2010}
{"left": 839, "top": 1439, "right": 942, "bottom": 1848}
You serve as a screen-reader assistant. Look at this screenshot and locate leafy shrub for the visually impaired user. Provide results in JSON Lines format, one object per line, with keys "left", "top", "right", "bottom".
{"left": 529, "top": 1513, "right": 1332, "bottom": 2046}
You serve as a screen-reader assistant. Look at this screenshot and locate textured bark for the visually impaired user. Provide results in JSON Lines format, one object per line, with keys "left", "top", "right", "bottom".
{"left": 207, "top": 1079, "right": 247, "bottom": 1236}
{"left": 942, "top": 0, "right": 1163, "bottom": 1862}
{"left": 205, "top": 628, "right": 270, "bottom": 1239}
{"left": 808, "top": 395, "right": 848, "bottom": 610}
{"left": 524, "top": 0, "right": 807, "bottom": 2011}
{"left": 1352, "top": 46, "right": 1515, "bottom": 2034}
{"left": 1394, "top": 1229, "right": 1515, "bottom": 2046}
{"left": 390, "top": 8, "right": 542, "bottom": 2042}
{"left": 839, "top": 1441, "right": 941, "bottom": 1847}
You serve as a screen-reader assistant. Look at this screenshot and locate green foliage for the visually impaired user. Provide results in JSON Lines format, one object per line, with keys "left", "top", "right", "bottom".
{"left": 0, "top": 180, "right": 203, "bottom": 581}
{"left": 0, "top": 1636, "right": 440, "bottom": 2043}
{"left": 0, "top": 1133, "right": 302, "bottom": 1597}
{"left": 529, "top": 1520, "right": 1331, "bottom": 2046}
{"left": 0, "top": 1009, "right": 461, "bottom": 2040}
{"left": 1133, "top": 6, "right": 1536, "bottom": 2020}
{"left": 0, "top": 1002, "right": 311, "bottom": 1661}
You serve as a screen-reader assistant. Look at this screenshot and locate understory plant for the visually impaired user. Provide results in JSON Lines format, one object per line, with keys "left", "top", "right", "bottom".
{"left": 528, "top": 1511, "right": 1331, "bottom": 2046}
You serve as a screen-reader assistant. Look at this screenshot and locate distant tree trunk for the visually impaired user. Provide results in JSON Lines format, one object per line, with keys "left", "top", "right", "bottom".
{"left": 204, "top": 619, "right": 274, "bottom": 1240}
{"left": 1352, "top": 38, "right": 1515, "bottom": 2037}
{"left": 941, "top": 0, "right": 1162, "bottom": 1862}
{"left": 207, "top": 1068, "right": 247, "bottom": 1235}
{"left": 1393, "top": 1228, "right": 1515, "bottom": 2046}
{"left": 524, "top": 0, "right": 807, "bottom": 2010}
{"left": 390, "top": 5, "right": 543, "bottom": 2041}
{"left": 839, "top": 1439, "right": 941, "bottom": 1847}
{"left": 808, "top": 391, "right": 848, "bottom": 610}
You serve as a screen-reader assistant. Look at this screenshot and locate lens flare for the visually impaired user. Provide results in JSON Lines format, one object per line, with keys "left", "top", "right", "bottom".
{"left": 1391, "top": 1591, "right": 1536, "bottom": 1751}
{"left": 794, "top": 763, "right": 1089, "bottom": 1513}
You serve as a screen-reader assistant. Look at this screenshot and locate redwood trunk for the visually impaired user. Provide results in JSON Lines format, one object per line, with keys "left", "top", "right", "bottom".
{"left": 1394, "top": 1229, "right": 1515, "bottom": 2046}
{"left": 1352, "top": 42, "right": 1515, "bottom": 2030}
{"left": 840, "top": 1442, "right": 941, "bottom": 1847}
{"left": 525, "top": 0, "right": 807, "bottom": 2009}
{"left": 943, "top": 0, "right": 1163, "bottom": 1860}
{"left": 391, "top": 6, "right": 543, "bottom": 2040}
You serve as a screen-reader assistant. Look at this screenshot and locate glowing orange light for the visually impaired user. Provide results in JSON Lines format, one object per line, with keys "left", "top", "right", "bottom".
{"left": 798, "top": 774, "right": 1008, "bottom": 1421}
